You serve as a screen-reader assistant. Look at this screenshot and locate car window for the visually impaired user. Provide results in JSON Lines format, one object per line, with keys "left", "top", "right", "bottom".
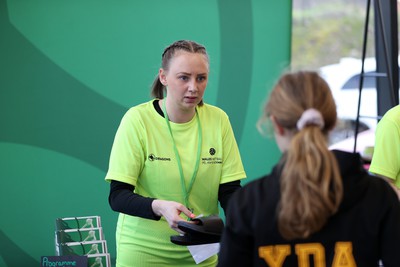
{"left": 341, "top": 71, "right": 376, "bottom": 89}
{"left": 342, "top": 69, "right": 400, "bottom": 89}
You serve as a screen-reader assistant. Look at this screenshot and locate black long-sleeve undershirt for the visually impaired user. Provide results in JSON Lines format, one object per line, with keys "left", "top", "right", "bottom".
{"left": 108, "top": 179, "right": 241, "bottom": 220}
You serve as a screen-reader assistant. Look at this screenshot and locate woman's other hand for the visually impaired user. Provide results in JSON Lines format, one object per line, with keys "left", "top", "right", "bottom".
{"left": 152, "top": 199, "right": 196, "bottom": 233}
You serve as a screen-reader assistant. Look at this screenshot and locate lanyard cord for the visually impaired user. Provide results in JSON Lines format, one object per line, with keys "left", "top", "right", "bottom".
{"left": 162, "top": 100, "right": 202, "bottom": 209}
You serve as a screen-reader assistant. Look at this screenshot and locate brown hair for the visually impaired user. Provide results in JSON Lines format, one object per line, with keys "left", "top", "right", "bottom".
{"left": 151, "top": 40, "right": 209, "bottom": 105}
{"left": 260, "top": 71, "right": 342, "bottom": 240}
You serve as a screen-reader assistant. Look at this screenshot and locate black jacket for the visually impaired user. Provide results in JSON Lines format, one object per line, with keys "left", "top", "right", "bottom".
{"left": 218, "top": 150, "right": 400, "bottom": 267}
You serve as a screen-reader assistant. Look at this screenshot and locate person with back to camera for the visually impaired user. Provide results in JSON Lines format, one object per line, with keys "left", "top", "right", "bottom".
{"left": 217, "top": 71, "right": 400, "bottom": 267}
{"left": 105, "top": 40, "right": 246, "bottom": 266}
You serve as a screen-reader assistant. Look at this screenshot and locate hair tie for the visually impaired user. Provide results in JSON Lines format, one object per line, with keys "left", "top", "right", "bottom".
{"left": 296, "top": 108, "right": 324, "bottom": 130}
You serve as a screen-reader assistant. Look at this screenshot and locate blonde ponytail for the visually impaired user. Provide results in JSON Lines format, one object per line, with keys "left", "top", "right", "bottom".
{"left": 259, "top": 71, "right": 343, "bottom": 239}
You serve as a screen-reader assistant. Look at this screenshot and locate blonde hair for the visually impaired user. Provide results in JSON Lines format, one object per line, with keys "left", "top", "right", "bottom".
{"left": 260, "top": 71, "right": 343, "bottom": 240}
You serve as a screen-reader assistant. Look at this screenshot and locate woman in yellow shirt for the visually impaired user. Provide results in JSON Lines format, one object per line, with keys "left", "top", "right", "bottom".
{"left": 105, "top": 40, "right": 246, "bottom": 267}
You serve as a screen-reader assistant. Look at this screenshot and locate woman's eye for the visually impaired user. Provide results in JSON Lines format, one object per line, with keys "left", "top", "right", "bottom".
{"left": 197, "top": 76, "right": 207, "bottom": 82}
{"left": 179, "top": 76, "right": 189, "bottom": 81}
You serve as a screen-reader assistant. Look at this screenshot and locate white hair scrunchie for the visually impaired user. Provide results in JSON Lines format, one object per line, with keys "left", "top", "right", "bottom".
{"left": 296, "top": 108, "right": 325, "bottom": 130}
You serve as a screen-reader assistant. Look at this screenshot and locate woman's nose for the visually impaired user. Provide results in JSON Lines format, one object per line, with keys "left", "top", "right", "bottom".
{"left": 188, "top": 82, "right": 198, "bottom": 92}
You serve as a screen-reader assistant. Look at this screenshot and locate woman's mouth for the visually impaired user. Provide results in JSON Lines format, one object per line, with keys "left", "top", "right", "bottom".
{"left": 185, "top": 96, "right": 198, "bottom": 103}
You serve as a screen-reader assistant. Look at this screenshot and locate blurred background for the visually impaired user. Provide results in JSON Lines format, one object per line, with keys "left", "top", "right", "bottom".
{"left": 293, "top": 0, "right": 399, "bottom": 158}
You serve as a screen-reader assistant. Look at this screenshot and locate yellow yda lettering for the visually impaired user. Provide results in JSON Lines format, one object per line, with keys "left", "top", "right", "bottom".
{"left": 259, "top": 245, "right": 290, "bottom": 267}
{"left": 332, "top": 242, "right": 356, "bottom": 267}
{"left": 258, "top": 242, "right": 356, "bottom": 267}
{"left": 295, "top": 243, "right": 325, "bottom": 267}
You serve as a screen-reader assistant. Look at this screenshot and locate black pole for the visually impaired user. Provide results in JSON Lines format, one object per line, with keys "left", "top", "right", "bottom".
{"left": 353, "top": 0, "right": 371, "bottom": 153}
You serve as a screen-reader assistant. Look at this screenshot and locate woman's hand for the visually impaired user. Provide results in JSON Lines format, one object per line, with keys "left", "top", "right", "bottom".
{"left": 151, "top": 200, "right": 196, "bottom": 233}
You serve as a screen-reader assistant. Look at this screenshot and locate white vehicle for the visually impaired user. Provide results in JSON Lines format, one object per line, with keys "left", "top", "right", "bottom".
{"left": 321, "top": 57, "right": 399, "bottom": 156}
{"left": 319, "top": 57, "right": 380, "bottom": 130}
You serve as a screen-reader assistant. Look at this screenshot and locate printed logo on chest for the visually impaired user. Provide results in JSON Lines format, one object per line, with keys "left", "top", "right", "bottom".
{"left": 148, "top": 154, "right": 171, "bottom": 161}
{"left": 202, "top": 147, "right": 222, "bottom": 164}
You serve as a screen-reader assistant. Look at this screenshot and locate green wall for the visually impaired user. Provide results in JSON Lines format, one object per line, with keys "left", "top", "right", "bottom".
{"left": 0, "top": 0, "right": 292, "bottom": 266}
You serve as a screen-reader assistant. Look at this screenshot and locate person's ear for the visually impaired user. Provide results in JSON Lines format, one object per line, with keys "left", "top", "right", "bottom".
{"left": 159, "top": 68, "right": 167, "bottom": 86}
{"left": 270, "top": 115, "right": 285, "bottom": 136}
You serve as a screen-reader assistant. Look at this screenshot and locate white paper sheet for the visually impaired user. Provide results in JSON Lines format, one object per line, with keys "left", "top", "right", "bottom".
{"left": 187, "top": 243, "right": 220, "bottom": 264}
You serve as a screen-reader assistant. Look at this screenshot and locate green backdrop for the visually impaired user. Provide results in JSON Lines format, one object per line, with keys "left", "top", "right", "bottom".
{"left": 0, "top": 0, "right": 292, "bottom": 266}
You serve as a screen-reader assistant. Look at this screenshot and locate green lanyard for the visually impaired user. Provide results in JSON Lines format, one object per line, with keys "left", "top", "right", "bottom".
{"left": 162, "top": 100, "right": 202, "bottom": 211}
